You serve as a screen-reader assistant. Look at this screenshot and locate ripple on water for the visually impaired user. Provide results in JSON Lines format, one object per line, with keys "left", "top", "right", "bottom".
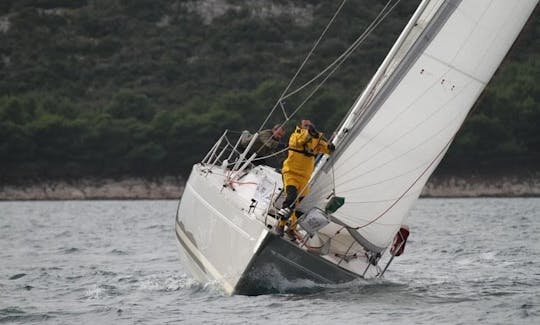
{"left": 60, "top": 247, "right": 80, "bottom": 254}
{"left": 1, "top": 199, "right": 539, "bottom": 324}
{"left": 8, "top": 273, "right": 26, "bottom": 280}
{"left": 0, "top": 307, "right": 24, "bottom": 315}
{"left": 109, "top": 249, "right": 128, "bottom": 255}
{"left": 0, "top": 308, "right": 52, "bottom": 324}
{"left": 93, "top": 270, "right": 117, "bottom": 277}
{"left": 40, "top": 266, "right": 62, "bottom": 271}
{"left": 118, "top": 276, "right": 138, "bottom": 283}
{"left": 54, "top": 231, "right": 72, "bottom": 238}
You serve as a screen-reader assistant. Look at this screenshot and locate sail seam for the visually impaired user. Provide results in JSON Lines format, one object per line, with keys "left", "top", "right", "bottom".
{"left": 327, "top": 0, "right": 463, "bottom": 170}
{"left": 339, "top": 187, "right": 422, "bottom": 204}
{"left": 422, "top": 53, "right": 487, "bottom": 85}
{"left": 314, "top": 79, "right": 475, "bottom": 196}
{"left": 352, "top": 137, "right": 453, "bottom": 230}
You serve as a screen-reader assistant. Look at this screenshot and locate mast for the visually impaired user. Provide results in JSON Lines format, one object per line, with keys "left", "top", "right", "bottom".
{"left": 331, "top": 0, "right": 434, "bottom": 152}
{"left": 310, "top": 0, "right": 445, "bottom": 184}
{"left": 300, "top": 0, "right": 539, "bottom": 252}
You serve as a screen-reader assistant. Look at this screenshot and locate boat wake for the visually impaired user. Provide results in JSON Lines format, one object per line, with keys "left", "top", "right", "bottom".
{"left": 137, "top": 273, "right": 227, "bottom": 297}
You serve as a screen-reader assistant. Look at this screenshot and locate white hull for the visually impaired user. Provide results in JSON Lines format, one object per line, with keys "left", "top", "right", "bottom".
{"left": 175, "top": 164, "right": 377, "bottom": 295}
{"left": 175, "top": 164, "right": 271, "bottom": 294}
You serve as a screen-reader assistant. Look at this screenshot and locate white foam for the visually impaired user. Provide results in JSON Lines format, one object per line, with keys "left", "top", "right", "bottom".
{"left": 480, "top": 251, "right": 496, "bottom": 260}
{"left": 84, "top": 284, "right": 103, "bottom": 300}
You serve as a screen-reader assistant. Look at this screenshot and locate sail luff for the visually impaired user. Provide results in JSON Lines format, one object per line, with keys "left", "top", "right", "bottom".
{"left": 309, "top": 0, "right": 444, "bottom": 185}
{"left": 330, "top": 0, "right": 435, "bottom": 150}
{"left": 301, "top": 0, "right": 539, "bottom": 252}
{"left": 327, "top": 0, "right": 460, "bottom": 173}
{"left": 305, "top": 0, "right": 452, "bottom": 210}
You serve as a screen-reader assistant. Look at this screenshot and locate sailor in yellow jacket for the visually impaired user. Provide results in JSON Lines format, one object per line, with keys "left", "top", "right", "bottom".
{"left": 276, "top": 119, "right": 335, "bottom": 237}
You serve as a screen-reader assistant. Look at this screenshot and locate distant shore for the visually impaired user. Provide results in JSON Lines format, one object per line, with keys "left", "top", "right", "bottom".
{"left": 0, "top": 174, "right": 539, "bottom": 200}
{"left": 421, "top": 173, "right": 540, "bottom": 197}
{"left": 0, "top": 176, "right": 184, "bottom": 201}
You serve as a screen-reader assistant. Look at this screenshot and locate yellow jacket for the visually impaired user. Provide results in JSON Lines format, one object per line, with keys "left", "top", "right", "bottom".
{"left": 282, "top": 126, "right": 331, "bottom": 180}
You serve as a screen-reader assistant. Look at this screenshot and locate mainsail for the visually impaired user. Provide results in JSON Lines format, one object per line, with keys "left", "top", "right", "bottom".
{"left": 301, "top": 0, "right": 538, "bottom": 252}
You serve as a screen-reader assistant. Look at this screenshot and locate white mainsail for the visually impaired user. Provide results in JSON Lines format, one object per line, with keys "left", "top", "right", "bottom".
{"left": 301, "top": 0, "right": 538, "bottom": 252}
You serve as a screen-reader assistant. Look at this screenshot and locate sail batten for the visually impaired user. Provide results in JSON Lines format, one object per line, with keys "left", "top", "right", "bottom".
{"left": 301, "top": 0, "right": 538, "bottom": 252}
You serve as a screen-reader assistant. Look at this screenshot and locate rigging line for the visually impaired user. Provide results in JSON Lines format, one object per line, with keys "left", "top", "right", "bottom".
{"left": 257, "top": 0, "right": 349, "bottom": 132}
{"left": 285, "top": 0, "right": 402, "bottom": 111}
{"left": 260, "top": 0, "right": 401, "bottom": 132}
{"left": 281, "top": 0, "right": 399, "bottom": 101}
{"left": 335, "top": 3, "right": 493, "bottom": 170}
{"left": 307, "top": 186, "right": 421, "bottom": 213}
{"left": 337, "top": 241, "right": 356, "bottom": 266}
{"left": 252, "top": 147, "right": 289, "bottom": 161}
{"left": 331, "top": 163, "right": 336, "bottom": 196}
{"left": 282, "top": 0, "right": 403, "bottom": 130}
{"left": 226, "top": 130, "right": 249, "bottom": 134}
{"left": 340, "top": 0, "right": 451, "bottom": 136}
{"left": 279, "top": 101, "right": 289, "bottom": 120}
{"left": 223, "top": 137, "right": 234, "bottom": 149}
{"left": 352, "top": 136, "right": 454, "bottom": 230}
{"left": 322, "top": 0, "right": 429, "bottom": 159}
{"left": 332, "top": 67, "right": 449, "bottom": 170}
{"left": 380, "top": 1, "right": 523, "bottom": 174}
{"left": 312, "top": 76, "right": 474, "bottom": 199}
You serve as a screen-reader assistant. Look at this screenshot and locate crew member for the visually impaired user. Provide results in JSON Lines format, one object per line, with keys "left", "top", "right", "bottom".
{"left": 239, "top": 124, "right": 286, "bottom": 167}
{"left": 276, "top": 119, "right": 335, "bottom": 237}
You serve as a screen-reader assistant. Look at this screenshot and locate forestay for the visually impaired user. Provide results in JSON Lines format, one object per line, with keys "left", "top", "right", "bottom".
{"left": 300, "top": 0, "right": 538, "bottom": 252}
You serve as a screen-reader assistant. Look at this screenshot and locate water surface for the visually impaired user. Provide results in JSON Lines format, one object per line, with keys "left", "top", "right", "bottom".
{"left": 1, "top": 199, "right": 539, "bottom": 324}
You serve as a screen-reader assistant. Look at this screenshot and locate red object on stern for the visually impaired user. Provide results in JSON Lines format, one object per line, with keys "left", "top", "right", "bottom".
{"left": 390, "top": 225, "right": 410, "bottom": 256}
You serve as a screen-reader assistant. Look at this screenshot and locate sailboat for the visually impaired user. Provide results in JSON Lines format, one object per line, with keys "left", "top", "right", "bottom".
{"left": 175, "top": 0, "right": 538, "bottom": 295}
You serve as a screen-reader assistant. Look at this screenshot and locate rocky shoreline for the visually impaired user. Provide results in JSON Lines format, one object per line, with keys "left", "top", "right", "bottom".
{"left": 1, "top": 174, "right": 539, "bottom": 200}
{"left": 0, "top": 176, "right": 184, "bottom": 201}
{"left": 421, "top": 174, "right": 540, "bottom": 197}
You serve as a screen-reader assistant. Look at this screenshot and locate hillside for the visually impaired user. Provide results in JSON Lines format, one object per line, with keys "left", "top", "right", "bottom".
{"left": 0, "top": 0, "right": 538, "bottom": 183}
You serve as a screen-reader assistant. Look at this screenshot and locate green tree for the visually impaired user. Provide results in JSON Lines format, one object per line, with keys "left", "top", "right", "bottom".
{"left": 105, "top": 90, "right": 155, "bottom": 121}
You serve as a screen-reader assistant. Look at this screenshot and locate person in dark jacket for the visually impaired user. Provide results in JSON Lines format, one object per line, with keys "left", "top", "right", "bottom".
{"left": 239, "top": 124, "right": 286, "bottom": 167}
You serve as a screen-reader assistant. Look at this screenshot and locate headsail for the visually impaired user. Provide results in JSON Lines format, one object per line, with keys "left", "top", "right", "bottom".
{"left": 301, "top": 0, "right": 538, "bottom": 252}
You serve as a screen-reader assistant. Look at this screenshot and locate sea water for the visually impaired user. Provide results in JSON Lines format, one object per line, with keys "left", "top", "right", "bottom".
{"left": 1, "top": 199, "right": 538, "bottom": 324}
